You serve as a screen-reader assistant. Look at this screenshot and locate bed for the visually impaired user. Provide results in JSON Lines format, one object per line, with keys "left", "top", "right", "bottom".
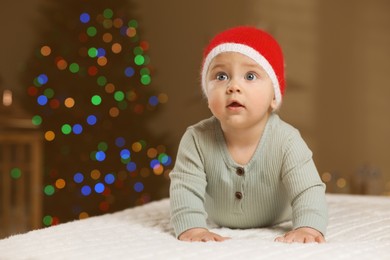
{"left": 0, "top": 194, "right": 389, "bottom": 259}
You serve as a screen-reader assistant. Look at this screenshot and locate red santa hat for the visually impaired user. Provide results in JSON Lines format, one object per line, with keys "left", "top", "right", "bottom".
{"left": 201, "top": 26, "right": 285, "bottom": 108}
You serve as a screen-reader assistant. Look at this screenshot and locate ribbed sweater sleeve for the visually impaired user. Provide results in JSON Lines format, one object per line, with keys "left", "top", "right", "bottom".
{"left": 169, "top": 129, "right": 208, "bottom": 238}
{"left": 281, "top": 129, "right": 328, "bottom": 235}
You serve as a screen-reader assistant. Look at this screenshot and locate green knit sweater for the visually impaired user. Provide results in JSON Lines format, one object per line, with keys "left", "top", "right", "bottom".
{"left": 170, "top": 113, "right": 328, "bottom": 238}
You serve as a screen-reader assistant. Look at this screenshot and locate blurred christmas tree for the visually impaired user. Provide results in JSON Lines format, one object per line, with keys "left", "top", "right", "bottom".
{"left": 20, "top": 0, "right": 171, "bottom": 226}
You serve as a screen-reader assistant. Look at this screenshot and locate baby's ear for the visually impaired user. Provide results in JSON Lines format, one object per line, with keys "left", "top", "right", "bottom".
{"left": 270, "top": 96, "right": 278, "bottom": 111}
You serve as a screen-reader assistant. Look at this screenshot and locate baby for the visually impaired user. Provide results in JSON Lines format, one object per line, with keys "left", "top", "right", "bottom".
{"left": 169, "top": 26, "right": 328, "bottom": 243}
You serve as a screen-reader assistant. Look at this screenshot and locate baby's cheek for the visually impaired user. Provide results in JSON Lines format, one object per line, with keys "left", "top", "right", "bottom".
{"left": 207, "top": 98, "right": 220, "bottom": 113}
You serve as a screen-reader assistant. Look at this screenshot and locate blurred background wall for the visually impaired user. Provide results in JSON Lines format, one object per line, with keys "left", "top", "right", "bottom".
{"left": 1, "top": 0, "right": 389, "bottom": 237}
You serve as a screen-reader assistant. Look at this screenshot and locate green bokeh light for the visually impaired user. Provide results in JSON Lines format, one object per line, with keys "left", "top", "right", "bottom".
{"left": 91, "top": 95, "right": 102, "bottom": 105}
{"left": 97, "top": 76, "right": 107, "bottom": 86}
{"left": 121, "top": 157, "right": 131, "bottom": 164}
{"left": 128, "top": 20, "right": 138, "bottom": 28}
{"left": 10, "top": 168, "right": 22, "bottom": 179}
{"left": 103, "top": 8, "right": 113, "bottom": 19}
{"left": 118, "top": 101, "right": 127, "bottom": 110}
{"left": 32, "top": 115, "right": 42, "bottom": 126}
{"left": 33, "top": 78, "right": 42, "bottom": 87}
{"left": 61, "top": 124, "right": 72, "bottom": 135}
{"left": 140, "top": 68, "right": 150, "bottom": 76}
{"left": 114, "top": 91, "right": 125, "bottom": 102}
{"left": 44, "top": 88, "right": 54, "bottom": 98}
{"left": 90, "top": 151, "right": 97, "bottom": 161}
{"left": 86, "top": 26, "right": 97, "bottom": 37}
{"left": 44, "top": 185, "right": 55, "bottom": 196}
{"left": 98, "top": 142, "right": 108, "bottom": 151}
{"left": 69, "top": 63, "right": 80, "bottom": 73}
{"left": 141, "top": 75, "right": 151, "bottom": 85}
{"left": 88, "top": 47, "right": 98, "bottom": 58}
{"left": 134, "top": 55, "right": 144, "bottom": 65}
{"left": 133, "top": 47, "right": 143, "bottom": 55}
{"left": 42, "top": 215, "right": 53, "bottom": 226}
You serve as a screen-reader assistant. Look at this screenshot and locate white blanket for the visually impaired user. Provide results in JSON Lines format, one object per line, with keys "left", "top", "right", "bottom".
{"left": 1, "top": 194, "right": 389, "bottom": 259}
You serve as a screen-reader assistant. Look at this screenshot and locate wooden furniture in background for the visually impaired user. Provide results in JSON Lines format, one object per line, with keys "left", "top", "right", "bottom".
{"left": 0, "top": 87, "right": 43, "bottom": 238}
{"left": 0, "top": 131, "right": 43, "bottom": 238}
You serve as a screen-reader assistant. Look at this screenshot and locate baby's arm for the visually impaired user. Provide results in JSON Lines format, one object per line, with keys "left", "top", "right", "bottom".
{"left": 179, "top": 228, "right": 230, "bottom": 242}
{"left": 279, "top": 130, "right": 328, "bottom": 243}
{"left": 274, "top": 227, "right": 325, "bottom": 243}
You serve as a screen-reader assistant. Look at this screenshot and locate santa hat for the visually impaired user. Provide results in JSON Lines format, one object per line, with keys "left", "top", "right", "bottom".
{"left": 201, "top": 26, "right": 285, "bottom": 108}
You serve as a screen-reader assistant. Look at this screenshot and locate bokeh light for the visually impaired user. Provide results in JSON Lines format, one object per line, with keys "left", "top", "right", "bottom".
{"left": 10, "top": 168, "right": 22, "bottom": 179}
{"left": 103, "top": 33, "right": 113, "bottom": 43}
{"left": 109, "top": 107, "right": 119, "bottom": 117}
{"left": 56, "top": 58, "right": 68, "bottom": 70}
{"left": 148, "top": 96, "right": 158, "bottom": 106}
{"left": 64, "top": 97, "right": 75, "bottom": 108}
{"left": 86, "top": 115, "right": 97, "bottom": 125}
{"left": 97, "top": 56, "right": 107, "bottom": 66}
{"left": 134, "top": 55, "right": 144, "bottom": 65}
{"left": 95, "top": 151, "right": 106, "bottom": 161}
{"left": 72, "top": 124, "right": 83, "bottom": 134}
{"left": 124, "top": 67, "right": 135, "bottom": 77}
{"left": 97, "top": 76, "right": 107, "bottom": 86}
{"left": 94, "top": 183, "right": 105, "bottom": 193}
{"left": 55, "top": 179, "right": 66, "bottom": 189}
{"left": 111, "top": 43, "right": 122, "bottom": 53}
{"left": 126, "top": 162, "right": 136, "bottom": 172}
{"left": 80, "top": 12, "right": 90, "bottom": 23}
{"left": 44, "top": 185, "right": 55, "bottom": 196}
{"left": 88, "top": 47, "right": 98, "bottom": 58}
{"left": 81, "top": 185, "right": 92, "bottom": 196}
{"left": 105, "top": 83, "right": 115, "bottom": 93}
{"left": 44, "top": 131, "right": 55, "bottom": 141}
{"left": 74, "top": 172, "right": 84, "bottom": 183}
{"left": 61, "top": 124, "right": 72, "bottom": 135}
{"left": 91, "top": 95, "right": 102, "bottom": 105}
{"left": 115, "top": 137, "right": 125, "bottom": 147}
{"left": 69, "top": 63, "right": 80, "bottom": 73}
{"left": 79, "top": 212, "right": 89, "bottom": 219}
{"left": 37, "top": 95, "right": 48, "bottom": 106}
{"left": 104, "top": 173, "right": 115, "bottom": 184}
{"left": 86, "top": 26, "right": 97, "bottom": 37}
{"left": 134, "top": 182, "right": 144, "bottom": 192}
{"left": 43, "top": 215, "right": 53, "bottom": 226}
{"left": 41, "top": 46, "right": 51, "bottom": 56}
{"left": 103, "top": 8, "right": 113, "bottom": 19}
{"left": 32, "top": 115, "right": 42, "bottom": 126}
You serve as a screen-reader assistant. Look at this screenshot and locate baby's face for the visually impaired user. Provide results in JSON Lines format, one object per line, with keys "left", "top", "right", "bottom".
{"left": 205, "top": 52, "right": 276, "bottom": 130}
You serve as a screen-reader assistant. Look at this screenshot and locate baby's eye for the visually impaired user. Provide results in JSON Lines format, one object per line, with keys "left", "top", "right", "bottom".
{"left": 216, "top": 72, "right": 228, "bottom": 81}
{"left": 245, "top": 72, "right": 257, "bottom": 81}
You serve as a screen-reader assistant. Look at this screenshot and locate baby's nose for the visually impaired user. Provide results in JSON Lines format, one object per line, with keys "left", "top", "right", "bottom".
{"left": 226, "top": 81, "right": 241, "bottom": 93}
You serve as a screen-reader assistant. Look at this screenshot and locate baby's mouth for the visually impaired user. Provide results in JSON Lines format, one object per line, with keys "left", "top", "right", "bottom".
{"left": 227, "top": 101, "right": 244, "bottom": 108}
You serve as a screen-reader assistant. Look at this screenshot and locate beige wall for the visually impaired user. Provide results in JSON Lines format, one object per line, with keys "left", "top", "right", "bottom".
{"left": 316, "top": 0, "right": 390, "bottom": 193}
{"left": 1, "top": 0, "right": 390, "bottom": 194}
{"left": 0, "top": 0, "right": 44, "bottom": 96}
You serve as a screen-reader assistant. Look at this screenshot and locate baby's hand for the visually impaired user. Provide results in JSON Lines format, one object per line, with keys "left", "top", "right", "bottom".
{"left": 274, "top": 227, "right": 325, "bottom": 243}
{"left": 178, "top": 228, "right": 230, "bottom": 242}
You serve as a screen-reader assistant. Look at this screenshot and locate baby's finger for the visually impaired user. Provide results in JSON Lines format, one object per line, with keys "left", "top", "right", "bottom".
{"left": 274, "top": 236, "right": 285, "bottom": 243}
{"left": 215, "top": 235, "right": 230, "bottom": 242}
{"left": 303, "top": 236, "right": 315, "bottom": 243}
{"left": 315, "top": 235, "right": 326, "bottom": 243}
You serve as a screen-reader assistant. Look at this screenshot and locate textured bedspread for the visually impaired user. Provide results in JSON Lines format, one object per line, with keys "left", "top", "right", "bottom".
{"left": 0, "top": 194, "right": 389, "bottom": 259}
